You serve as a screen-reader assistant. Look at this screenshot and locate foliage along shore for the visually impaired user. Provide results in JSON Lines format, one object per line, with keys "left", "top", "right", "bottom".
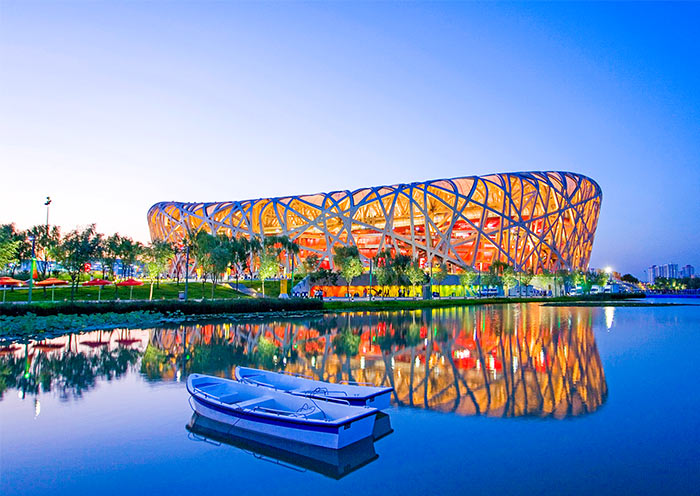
{"left": 0, "top": 297, "right": 322, "bottom": 317}
{"left": 0, "top": 293, "right": 649, "bottom": 341}
{"left": 541, "top": 301, "right": 692, "bottom": 307}
{"left": 0, "top": 310, "right": 173, "bottom": 342}
{"left": 0, "top": 292, "right": 644, "bottom": 318}
{"left": 321, "top": 292, "right": 645, "bottom": 312}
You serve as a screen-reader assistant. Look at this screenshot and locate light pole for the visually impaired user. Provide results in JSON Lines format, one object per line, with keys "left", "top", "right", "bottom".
{"left": 477, "top": 261, "right": 482, "bottom": 298}
{"left": 28, "top": 236, "right": 36, "bottom": 303}
{"left": 368, "top": 257, "right": 373, "bottom": 300}
{"left": 45, "top": 196, "right": 51, "bottom": 232}
{"left": 515, "top": 229, "right": 521, "bottom": 297}
{"left": 184, "top": 244, "right": 190, "bottom": 301}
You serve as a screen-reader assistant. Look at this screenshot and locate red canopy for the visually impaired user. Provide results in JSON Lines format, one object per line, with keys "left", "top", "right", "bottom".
{"left": 116, "top": 278, "right": 143, "bottom": 287}
{"left": 36, "top": 277, "right": 69, "bottom": 287}
{"left": 83, "top": 279, "right": 112, "bottom": 286}
{"left": 0, "top": 277, "right": 24, "bottom": 286}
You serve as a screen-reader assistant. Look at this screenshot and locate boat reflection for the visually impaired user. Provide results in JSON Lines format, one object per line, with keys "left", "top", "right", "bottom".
{"left": 1, "top": 304, "right": 607, "bottom": 419}
{"left": 186, "top": 413, "right": 380, "bottom": 480}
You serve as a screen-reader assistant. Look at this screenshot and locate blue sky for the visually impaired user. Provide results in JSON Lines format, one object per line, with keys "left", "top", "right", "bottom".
{"left": 1, "top": 1, "right": 698, "bottom": 278}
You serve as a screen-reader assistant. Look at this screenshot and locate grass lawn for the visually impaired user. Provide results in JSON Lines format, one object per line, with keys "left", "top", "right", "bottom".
{"left": 0, "top": 281, "right": 247, "bottom": 303}
{"left": 237, "top": 276, "right": 305, "bottom": 298}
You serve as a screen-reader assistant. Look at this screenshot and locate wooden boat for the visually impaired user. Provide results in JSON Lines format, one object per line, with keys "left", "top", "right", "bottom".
{"left": 187, "top": 374, "right": 378, "bottom": 449}
{"left": 186, "top": 413, "right": 379, "bottom": 479}
{"left": 235, "top": 366, "right": 394, "bottom": 410}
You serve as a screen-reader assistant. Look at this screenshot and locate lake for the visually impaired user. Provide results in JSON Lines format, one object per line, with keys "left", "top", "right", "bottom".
{"left": 1, "top": 300, "right": 699, "bottom": 495}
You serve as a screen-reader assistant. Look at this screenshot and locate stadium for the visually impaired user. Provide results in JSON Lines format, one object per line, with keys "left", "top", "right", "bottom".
{"left": 147, "top": 171, "right": 601, "bottom": 274}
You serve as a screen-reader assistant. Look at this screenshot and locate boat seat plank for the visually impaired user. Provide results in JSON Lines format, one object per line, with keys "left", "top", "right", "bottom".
{"left": 236, "top": 396, "right": 273, "bottom": 409}
{"left": 219, "top": 393, "right": 240, "bottom": 404}
{"left": 197, "top": 383, "right": 221, "bottom": 390}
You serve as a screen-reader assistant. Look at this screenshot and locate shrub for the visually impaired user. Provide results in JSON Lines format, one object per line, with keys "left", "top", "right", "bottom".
{"left": 0, "top": 298, "right": 322, "bottom": 317}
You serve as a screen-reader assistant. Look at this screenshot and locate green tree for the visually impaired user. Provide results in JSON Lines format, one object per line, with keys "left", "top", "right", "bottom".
{"left": 195, "top": 232, "right": 232, "bottom": 298}
{"left": 406, "top": 259, "right": 426, "bottom": 298}
{"left": 621, "top": 273, "right": 639, "bottom": 284}
{"left": 1, "top": 224, "right": 28, "bottom": 276}
{"left": 373, "top": 249, "right": 396, "bottom": 296}
{"left": 393, "top": 253, "right": 413, "bottom": 292}
{"left": 116, "top": 236, "right": 143, "bottom": 279}
{"left": 432, "top": 262, "right": 448, "bottom": 294}
{"left": 24, "top": 225, "right": 61, "bottom": 278}
{"left": 143, "top": 240, "right": 174, "bottom": 300}
{"left": 244, "top": 235, "right": 262, "bottom": 278}
{"left": 101, "top": 233, "right": 123, "bottom": 279}
{"left": 482, "top": 271, "right": 500, "bottom": 289}
{"left": 208, "top": 238, "right": 233, "bottom": 298}
{"left": 258, "top": 254, "right": 279, "bottom": 297}
{"left": 502, "top": 266, "right": 517, "bottom": 295}
{"left": 303, "top": 254, "right": 321, "bottom": 275}
{"left": 0, "top": 224, "right": 20, "bottom": 274}
{"left": 264, "top": 234, "right": 300, "bottom": 292}
{"left": 519, "top": 269, "right": 535, "bottom": 296}
{"left": 459, "top": 268, "right": 477, "bottom": 295}
{"left": 592, "top": 270, "right": 608, "bottom": 288}
{"left": 262, "top": 235, "right": 299, "bottom": 272}
{"left": 482, "top": 261, "right": 510, "bottom": 290}
{"left": 333, "top": 245, "right": 364, "bottom": 297}
{"left": 56, "top": 225, "right": 103, "bottom": 300}
{"left": 573, "top": 269, "right": 605, "bottom": 294}
{"left": 228, "top": 236, "right": 249, "bottom": 290}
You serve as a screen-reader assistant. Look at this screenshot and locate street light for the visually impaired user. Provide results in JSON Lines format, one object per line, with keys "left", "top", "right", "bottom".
{"left": 477, "top": 261, "right": 483, "bottom": 298}
{"left": 27, "top": 235, "right": 36, "bottom": 304}
{"left": 184, "top": 243, "right": 190, "bottom": 301}
{"left": 45, "top": 196, "right": 52, "bottom": 232}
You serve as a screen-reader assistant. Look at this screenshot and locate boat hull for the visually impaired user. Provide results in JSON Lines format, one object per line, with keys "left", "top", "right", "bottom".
{"left": 236, "top": 366, "right": 394, "bottom": 410}
{"left": 361, "top": 391, "right": 392, "bottom": 410}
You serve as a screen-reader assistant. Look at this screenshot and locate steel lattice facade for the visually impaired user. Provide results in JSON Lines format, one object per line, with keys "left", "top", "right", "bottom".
{"left": 147, "top": 171, "right": 601, "bottom": 273}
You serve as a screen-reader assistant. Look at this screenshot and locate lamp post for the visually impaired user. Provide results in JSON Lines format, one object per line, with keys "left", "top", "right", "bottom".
{"left": 44, "top": 196, "right": 51, "bottom": 232}
{"left": 184, "top": 244, "right": 190, "bottom": 301}
{"left": 479, "top": 262, "right": 484, "bottom": 298}
{"left": 515, "top": 229, "right": 521, "bottom": 297}
{"left": 28, "top": 235, "right": 36, "bottom": 303}
{"left": 368, "top": 257, "right": 373, "bottom": 300}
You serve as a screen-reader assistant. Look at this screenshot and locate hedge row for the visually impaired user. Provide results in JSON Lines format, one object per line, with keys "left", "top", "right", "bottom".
{"left": 323, "top": 292, "right": 645, "bottom": 312}
{"left": 0, "top": 298, "right": 323, "bottom": 317}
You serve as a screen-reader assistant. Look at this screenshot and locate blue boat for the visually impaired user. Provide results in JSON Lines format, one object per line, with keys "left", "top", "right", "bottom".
{"left": 187, "top": 374, "right": 378, "bottom": 449}
{"left": 235, "top": 366, "right": 394, "bottom": 410}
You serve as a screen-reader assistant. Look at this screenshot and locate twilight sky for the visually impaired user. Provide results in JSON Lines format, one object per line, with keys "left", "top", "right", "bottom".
{"left": 1, "top": 1, "right": 698, "bottom": 279}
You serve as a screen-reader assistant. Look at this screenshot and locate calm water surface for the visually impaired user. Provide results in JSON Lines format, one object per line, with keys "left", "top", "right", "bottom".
{"left": 1, "top": 301, "right": 699, "bottom": 495}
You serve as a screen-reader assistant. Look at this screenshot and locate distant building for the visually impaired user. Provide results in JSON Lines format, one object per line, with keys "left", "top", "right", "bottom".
{"left": 648, "top": 263, "right": 693, "bottom": 283}
{"left": 681, "top": 264, "right": 695, "bottom": 278}
{"left": 653, "top": 263, "right": 679, "bottom": 280}
{"left": 647, "top": 265, "right": 658, "bottom": 284}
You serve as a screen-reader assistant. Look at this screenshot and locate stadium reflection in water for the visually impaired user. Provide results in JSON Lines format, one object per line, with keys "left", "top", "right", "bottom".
{"left": 1, "top": 304, "right": 607, "bottom": 419}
